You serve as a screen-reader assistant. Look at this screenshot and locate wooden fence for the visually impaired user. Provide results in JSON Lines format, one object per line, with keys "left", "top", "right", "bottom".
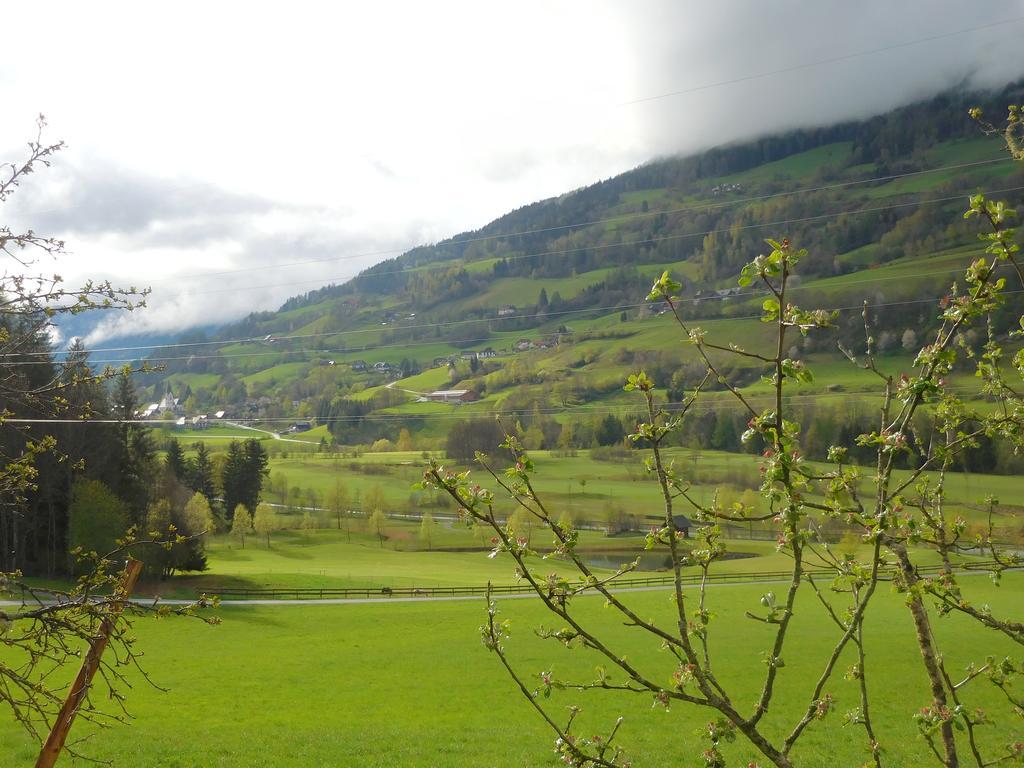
{"left": 204, "top": 560, "right": 1011, "bottom": 601}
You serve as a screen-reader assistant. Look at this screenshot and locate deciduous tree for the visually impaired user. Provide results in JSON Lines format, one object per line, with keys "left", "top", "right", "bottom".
{"left": 423, "top": 115, "right": 1024, "bottom": 766}
{"left": 368, "top": 506, "right": 387, "bottom": 547}
{"left": 253, "top": 502, "right": 278, "bottom": 548}
{"left": 419, "top": 511, "right": 436, "bottom": 550}
{"left": 230, "top": 504, "right": 252, "bottom": 548}
{"left": 66, "top": 478, "right": 129, "bottom": 571}
{"left": 327, "top": 480, "right": 350, "bottom": 538}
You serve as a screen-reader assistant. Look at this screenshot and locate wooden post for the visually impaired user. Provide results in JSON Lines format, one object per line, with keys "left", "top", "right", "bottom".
{"left": 35, "top": 558, "right": 144, "bottom": 768}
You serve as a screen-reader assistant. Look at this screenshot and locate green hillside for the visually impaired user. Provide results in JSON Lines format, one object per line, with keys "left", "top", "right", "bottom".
{"left": 132, "top": 83, "right": 1024, "bottom": 453}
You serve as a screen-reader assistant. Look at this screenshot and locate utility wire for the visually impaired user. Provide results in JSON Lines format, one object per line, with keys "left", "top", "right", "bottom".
{"left": 19, "top": 182, "right": 1022, "bottom": 361}
{"left": 0, "top": 387, "right": 986, "bottom": 427}
{"left": 150, "top": 155, "right": 1010, "bottom": 284}
{"left": 12, "top": 253, "right": 996, "bottom": 360}
{"left": 169, "top": 179, "right": 1024, "bottom": 298}
{"left": 169, "top": 183, "right": 1024, "bottom": 299}
{"left": 11, "top": 285, "right": 1023, "bottom": 366}
{"left": 621, "top": 16, "right": 1024, "bottom": 106}
{"left": 13, "top": 155, "right": 1011, "bottom": 360}
{"left": 11, "top": 16, "right": 1013, "bottom": 285}
{"left": 16, "top": 260, "right": 1024, "bottom": 367}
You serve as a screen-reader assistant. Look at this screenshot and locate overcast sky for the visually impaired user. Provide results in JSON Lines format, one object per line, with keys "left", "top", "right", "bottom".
{"left": 3, "top": 1, "right": 1024, "bottom": 345}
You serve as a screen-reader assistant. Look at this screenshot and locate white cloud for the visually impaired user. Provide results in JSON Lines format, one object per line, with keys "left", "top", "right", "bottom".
{"left": 1, "top": 0, "right": 1022, "bottom": 343}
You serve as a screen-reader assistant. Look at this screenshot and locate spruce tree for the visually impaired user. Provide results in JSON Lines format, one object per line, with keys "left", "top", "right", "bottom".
{"left": 164, "top": 438, "right": 187, "bottom": 482}
{"left": 189, "top": 442, "right": 217, "bottom": 507}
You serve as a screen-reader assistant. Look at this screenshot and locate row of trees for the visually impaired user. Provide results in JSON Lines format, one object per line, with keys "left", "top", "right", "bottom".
{"left": 1, "top": 118, "right": 221, "bottom": 752}
{"left": 1, "top": 358, "right": 160, "bottom": 576}
{"left": 1, "top": 337, "right": 271, "bottom": 580}
{"left": 226, "top": 498, "right": 436, "bottom": 550}
{"left": 442, "top": 400, "right": 1024, "bottom": 476}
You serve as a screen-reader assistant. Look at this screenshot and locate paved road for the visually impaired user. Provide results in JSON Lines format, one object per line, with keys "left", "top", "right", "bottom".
{"left": 385, "top": 379, "right": 425, "bottom": 397}
{"left": 225, "top": 421, "right": 318, "bottom": 444}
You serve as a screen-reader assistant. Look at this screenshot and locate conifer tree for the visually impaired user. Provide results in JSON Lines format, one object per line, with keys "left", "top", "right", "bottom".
{"left": 164, "top": 438, "right": 188, "bottom": 483}
{"left": 189, "top": 442, "right": 217, "bottom": 507}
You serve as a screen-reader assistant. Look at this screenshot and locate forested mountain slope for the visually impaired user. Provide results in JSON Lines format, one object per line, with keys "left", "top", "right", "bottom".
{"left": 134, "top": 82, "right": 1024, "bottom": 445}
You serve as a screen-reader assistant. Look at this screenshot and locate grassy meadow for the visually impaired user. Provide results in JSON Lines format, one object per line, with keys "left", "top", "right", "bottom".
{"left": 23, "top": 401, "right": 1021, "bottom": 766}
{"left": 212, "top": 446, "right": 1023, "bottom": 543}
{"left": 2, "top": 573, "right": 1021, "bottom": 767}
{"left": 150, "top": 530, "right": 988, "bottom": 603}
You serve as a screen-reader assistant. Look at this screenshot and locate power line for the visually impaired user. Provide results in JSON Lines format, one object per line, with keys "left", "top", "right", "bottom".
{"left": 0, "top": 386, "right": 984, "bottom": 428}
{"left": 8, "top": 152, "right": 998, "bottom": 349}
{"left": 620, "top": 16, "right": 1024, "bottom": 106}
{"left": 40, "top": 299, "right": 633, "bottom": 359}
{"left": 23, "top": 300, "right": 658, "bottom": 357}
{"left": 12, "top": 17, "right": 1012, "bottom": 288}
{"left": 18, "top": 252, "right": 984, "bottom": 360}
{"left": 172, "top": 183, "right": 1024, "bottom": 299}
{"left": 11, "top": 284, "right": 1023, "bottom": 367}
{"left": 15, "top": 255, "right": 1024, "bottom": 366}
{"left": 89, "top": 260, "right": 1024, "bottom": 362}
{"left": 151, "top": 156, "right": 1015, "bottom": 294}
{"left": 150, "top": 155, "right": 1010, "bottom": 285}
{"left": 19, "top": 183, "right": 1020, "bottom": 362}
{"left": 12, "top": 157, "right": 1008, "bottom": 362}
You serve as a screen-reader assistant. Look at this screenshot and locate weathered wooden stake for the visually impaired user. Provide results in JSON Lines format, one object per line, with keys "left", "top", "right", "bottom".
{"left": 35, "top": 558, "right": 144, "bottom": 768}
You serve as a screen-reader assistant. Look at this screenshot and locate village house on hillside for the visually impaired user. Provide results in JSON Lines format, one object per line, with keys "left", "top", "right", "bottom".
{"left": 160, "top": 391, "right": 182, "bottom": 414}
{"left": 458, "top": 347, "right": 499, "bottom": 362}
{"left": 424, "top": 389, "right": 477, "bottom": 403}
{"left": 173, "top": 414, "right": 209, "bottom": 429}
{"left": 715, "top": 286, "right": 744, "bottom": 299}
{"left": 139, "top": 390, "right": 184, "bottom": 420}
{"left": 710, "top": 182, "right": 743, "bottom": 195}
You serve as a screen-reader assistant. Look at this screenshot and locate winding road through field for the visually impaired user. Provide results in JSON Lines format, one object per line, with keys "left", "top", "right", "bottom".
{"left": 225, "top": 421, "right": 317, "bottom": 444}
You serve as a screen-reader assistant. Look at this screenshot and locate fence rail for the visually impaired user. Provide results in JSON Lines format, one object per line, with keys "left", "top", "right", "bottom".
{"left": 202, "top": 560, "right": 1013, "bottom": 601}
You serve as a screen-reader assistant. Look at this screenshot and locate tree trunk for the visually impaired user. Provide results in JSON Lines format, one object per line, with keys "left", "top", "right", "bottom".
{"left": 893, "top": 544, "right": 959, "bottom": 767}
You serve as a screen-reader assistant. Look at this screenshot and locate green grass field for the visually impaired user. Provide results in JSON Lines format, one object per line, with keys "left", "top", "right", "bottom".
{"left": 152, "top": 424, "right": 261, "bottom": 442}
{"left": 134, "top": 510, "right": 995, "bottom": 601}
{"left": 2, "top": 572, "right": 1020, "bottom": 767}
{"left": 253, "top": 446, "right": 1022, "bottom": 540}
{"left": 163, "top": 372, "right": 223, "bottom": 391}
{"left": 161, "top": 526, "right": 626, "bottom": 595}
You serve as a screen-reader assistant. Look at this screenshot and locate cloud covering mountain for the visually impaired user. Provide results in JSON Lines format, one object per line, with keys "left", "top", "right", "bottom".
{"left": 1, "top": 0, "right": 1022, "bottom": 344}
